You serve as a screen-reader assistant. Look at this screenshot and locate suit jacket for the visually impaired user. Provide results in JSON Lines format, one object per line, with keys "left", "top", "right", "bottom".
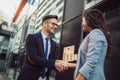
{"left": 74, "top": 29, "right": 108, "bottom": 80}
{"left": 23, "top": 32, "right": 57, "bottom": 71}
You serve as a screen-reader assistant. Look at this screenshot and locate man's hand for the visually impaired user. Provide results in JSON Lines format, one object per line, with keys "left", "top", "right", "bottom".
{"left": 55, "top": 60, "right": 76, "bottom": 72}
{"left": 57, "top": 60, "right": 76, "bottom": 68}
{"left": 55, "top": 60, "right": 68, "bottom": 72}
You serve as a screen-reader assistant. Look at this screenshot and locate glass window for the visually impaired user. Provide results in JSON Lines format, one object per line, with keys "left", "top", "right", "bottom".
{"left": 56, "top": 0, "right": 63, "bottom": 7}
{"left": 58, "top": 7, "right": 63, "bottom": 13}
{"left": 36, "top": 25, "right": 39, "bottom": 30}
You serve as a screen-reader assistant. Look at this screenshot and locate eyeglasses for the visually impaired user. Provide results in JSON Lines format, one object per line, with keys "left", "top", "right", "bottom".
{"left": 46, "top": 22, "right": 58, "bottom": 27}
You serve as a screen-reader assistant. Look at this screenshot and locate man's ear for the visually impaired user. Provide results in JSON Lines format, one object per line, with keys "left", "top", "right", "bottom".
{"left": 42, "top": 22, "right": 45, "bottom": 26}
{"left": 42, "top": 22, "right": 47, "bottom": 27}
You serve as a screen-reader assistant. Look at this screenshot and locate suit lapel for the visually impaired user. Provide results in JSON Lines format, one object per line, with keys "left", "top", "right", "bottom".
{"left": 38, "top": 32, "right": 44, "bottom": 56}
{"left": 49, "top": 38, "right": 55, "bottom": 58}
{"left": 37, "top": 32, "right": 56, "bottom": 58}
{"left": 50, "top": 39, "right": 53, "bottom": 54}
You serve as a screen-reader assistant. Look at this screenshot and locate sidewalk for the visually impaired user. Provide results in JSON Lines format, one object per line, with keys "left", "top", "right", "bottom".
{"left": 0, "top": 72, "right": 10, "bottom": 80}
{"left": 0, "top": 74, "right": 5, "bottom": 80}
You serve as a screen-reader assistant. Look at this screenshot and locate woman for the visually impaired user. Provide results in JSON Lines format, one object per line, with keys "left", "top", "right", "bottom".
{"left": 74, "top": 9, "right": 111, "bottom": 80}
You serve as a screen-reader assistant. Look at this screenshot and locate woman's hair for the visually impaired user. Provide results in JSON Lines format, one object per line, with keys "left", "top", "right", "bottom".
{"left": 83, "top": 9, "right": 112, "bottom": 62}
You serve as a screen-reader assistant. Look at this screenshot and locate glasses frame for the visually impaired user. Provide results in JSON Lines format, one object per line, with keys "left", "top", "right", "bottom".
{"left": 46, "top": 21, "right": 58, "bottom": 27}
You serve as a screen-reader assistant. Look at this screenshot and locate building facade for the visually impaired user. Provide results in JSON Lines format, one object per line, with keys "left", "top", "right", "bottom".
{"left": 6, "top": 0, "right": 65, "bottom": 80}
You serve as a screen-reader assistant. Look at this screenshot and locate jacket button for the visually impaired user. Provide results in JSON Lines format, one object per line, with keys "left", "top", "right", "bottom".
{"left": 89, "top": 72, "right": 91, "bottom": 74}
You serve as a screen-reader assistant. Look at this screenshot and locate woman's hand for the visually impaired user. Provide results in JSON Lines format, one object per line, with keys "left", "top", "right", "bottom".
{"left": 75, "top": 73, "right": 86, "bottom": 80}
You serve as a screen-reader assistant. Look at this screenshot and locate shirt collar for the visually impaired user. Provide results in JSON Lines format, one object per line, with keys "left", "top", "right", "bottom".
{"left": 41, "top": 31, "right": 50, "bottom": 40}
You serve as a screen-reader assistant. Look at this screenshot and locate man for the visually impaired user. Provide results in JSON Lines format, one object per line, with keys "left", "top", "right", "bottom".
{"left": 17, "top": 15, "right": 67, "bottom": 80}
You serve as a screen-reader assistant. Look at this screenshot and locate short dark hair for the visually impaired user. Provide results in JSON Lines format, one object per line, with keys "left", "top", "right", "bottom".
{"left": 42, "top": 15, "right": 58, "bottom": 23}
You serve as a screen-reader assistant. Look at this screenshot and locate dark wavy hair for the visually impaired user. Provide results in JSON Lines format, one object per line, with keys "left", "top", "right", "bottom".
{"left": 83, "top": 9, "right": 112, "bottom": 62}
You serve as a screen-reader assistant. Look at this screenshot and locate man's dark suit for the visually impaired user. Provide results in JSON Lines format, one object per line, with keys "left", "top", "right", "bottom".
{"left": 17, "top": 32, "right": 57, "bottom": 80}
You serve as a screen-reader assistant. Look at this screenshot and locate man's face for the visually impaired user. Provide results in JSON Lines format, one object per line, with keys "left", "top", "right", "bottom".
{"left": 43, "top": 18, "right": 58, "bottom": 35}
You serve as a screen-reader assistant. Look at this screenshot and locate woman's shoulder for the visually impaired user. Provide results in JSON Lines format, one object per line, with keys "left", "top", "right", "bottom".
{"left": 89, "top": 29, "right": 106, "bottom": 41}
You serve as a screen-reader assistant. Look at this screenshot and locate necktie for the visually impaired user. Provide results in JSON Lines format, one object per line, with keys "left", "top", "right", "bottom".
{"left": 45, "top": 38, "right": 49, "bottom": 59}
{"left": 42, "top": 37, "right": 49, "bottom": 78}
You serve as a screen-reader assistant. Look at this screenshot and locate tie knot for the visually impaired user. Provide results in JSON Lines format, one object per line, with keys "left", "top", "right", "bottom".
{"left": 45, "top": 37, "right": 49, "bottom": 41}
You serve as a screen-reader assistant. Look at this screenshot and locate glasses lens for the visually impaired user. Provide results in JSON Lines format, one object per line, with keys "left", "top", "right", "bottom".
{"left": 46, "top": 22, "right": 58, "bottom": 26}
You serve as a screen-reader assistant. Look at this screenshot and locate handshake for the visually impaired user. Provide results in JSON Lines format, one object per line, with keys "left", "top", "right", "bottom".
{"left": 55, "top": 60, "right": 76, "bottom": 72}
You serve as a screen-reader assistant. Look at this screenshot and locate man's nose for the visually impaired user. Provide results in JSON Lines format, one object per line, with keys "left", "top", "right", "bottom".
{"left": 54, "top": 25, "right": 58, "bottom": 28}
